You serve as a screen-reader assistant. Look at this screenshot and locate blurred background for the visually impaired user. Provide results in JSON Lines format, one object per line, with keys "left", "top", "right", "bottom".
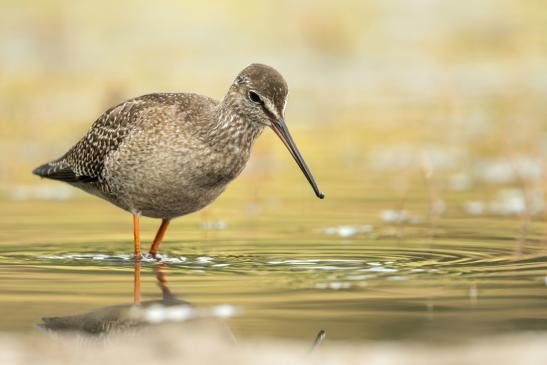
{"left": 2, "top": 0, "right": 547, "bottom": 195}
{"left": 0, "top": 0, "right": 546, "bottom": 347}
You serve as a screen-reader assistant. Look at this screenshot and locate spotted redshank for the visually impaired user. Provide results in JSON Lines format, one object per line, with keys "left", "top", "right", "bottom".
{"left": 33, "top": 63, "right": 324, "bottom": 257}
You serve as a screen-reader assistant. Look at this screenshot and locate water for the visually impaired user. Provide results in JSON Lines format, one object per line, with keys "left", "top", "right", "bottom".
{"left": 1, "top": 179, "right": 546, "bottom": 342}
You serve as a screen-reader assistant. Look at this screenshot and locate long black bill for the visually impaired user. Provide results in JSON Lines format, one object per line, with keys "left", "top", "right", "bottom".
{"left": 271, "top": 119, "right": 325, "bottom": 199}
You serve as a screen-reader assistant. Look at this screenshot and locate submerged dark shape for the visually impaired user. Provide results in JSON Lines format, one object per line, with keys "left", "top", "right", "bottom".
{"left": 33, "top": 63, "right": 324, "bottom": 257}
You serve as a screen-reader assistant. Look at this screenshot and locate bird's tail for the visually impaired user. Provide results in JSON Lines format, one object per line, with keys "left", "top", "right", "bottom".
{"left": 32, "top": 161, "right": 61, "bottom": 178}
{"left": 32, "top": 160, "right": 88, "bottom": 183}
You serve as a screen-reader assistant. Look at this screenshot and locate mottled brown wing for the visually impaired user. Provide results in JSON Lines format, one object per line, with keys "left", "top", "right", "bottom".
{"left": 33, "top": 95, "right": 157, "bottom": 183}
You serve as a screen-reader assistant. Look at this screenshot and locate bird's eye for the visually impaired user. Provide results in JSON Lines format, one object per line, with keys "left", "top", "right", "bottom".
{"left": 248, "top": 90, "right": 262, "bottom": 103}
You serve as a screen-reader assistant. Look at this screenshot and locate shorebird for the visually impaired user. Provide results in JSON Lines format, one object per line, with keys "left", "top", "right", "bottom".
{"left": 33, "top": 63, "right": 324, "bottom": 257}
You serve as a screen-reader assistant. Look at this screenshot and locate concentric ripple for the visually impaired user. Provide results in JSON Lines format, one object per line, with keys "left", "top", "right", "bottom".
{"left": 0, "top": 207, "right": 546, "bottom": 341}
{"left": 1, "top": 235, "right": 545, "bottom": 288}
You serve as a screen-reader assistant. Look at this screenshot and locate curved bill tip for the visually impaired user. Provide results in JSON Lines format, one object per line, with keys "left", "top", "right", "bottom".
{"left": 317, "top": 191, "right": 325, "bottom": 199}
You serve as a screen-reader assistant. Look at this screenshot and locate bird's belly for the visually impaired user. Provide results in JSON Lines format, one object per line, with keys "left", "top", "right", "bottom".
{"left": 112, "top": 170, "right": 230, "bottom": 219}
{"left": 137, "top": 184, "right": 226, "bottom": 219}
{"left": 103, "top": 145, "right": 248, "bottom": 219}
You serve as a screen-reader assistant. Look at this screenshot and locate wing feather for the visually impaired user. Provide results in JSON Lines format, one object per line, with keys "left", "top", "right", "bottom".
{"left": 32, "top": 95, "right": 157, "bottom": 183}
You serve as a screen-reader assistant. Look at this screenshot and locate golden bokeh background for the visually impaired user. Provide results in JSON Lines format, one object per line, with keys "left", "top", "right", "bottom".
{"left": 1, "top": 0, "right": 547, "bottom": 196}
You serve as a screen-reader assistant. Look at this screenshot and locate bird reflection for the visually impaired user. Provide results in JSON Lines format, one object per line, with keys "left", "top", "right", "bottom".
{"left": 39, "top": 261, "right": 195, "bottom": 335}
{"left": 39, "top": 260, "right": 326, "bottom": 350}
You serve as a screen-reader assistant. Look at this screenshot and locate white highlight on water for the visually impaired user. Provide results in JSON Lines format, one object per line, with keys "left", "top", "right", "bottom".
{"left": 133, "top": 303, "right": 239, "bottom": 324}
{"left": 322, "top": 225, "right": 373, "bottom": 237}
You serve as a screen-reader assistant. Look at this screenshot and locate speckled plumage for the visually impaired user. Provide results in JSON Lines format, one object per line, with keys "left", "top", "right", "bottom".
{"left": 34, "top": 64, "right": 323, "bottom": 255}
{"left": 34, "top": 65, "right": 288, "bottom": 218}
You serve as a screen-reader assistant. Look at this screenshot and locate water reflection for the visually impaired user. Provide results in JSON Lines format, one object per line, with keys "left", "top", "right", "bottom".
{"left": 37, "top": 260, "right": 327, "bottom": 349}
{"left": 1, "top": 191, "right": 546, "bottom": 341}
{"left": 39, "top": 262, "right": 233, "bottom": 337}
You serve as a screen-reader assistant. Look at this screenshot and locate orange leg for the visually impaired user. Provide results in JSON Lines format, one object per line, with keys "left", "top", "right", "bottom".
{"left": 148, "top": 219, "right": 170, "bottom": 257}
{"left": 133, "top": 259, "right": 141, "bottom": 305}
{"left": 154, "top": 263, "right": 173, "bottom": 299}
{"left": 133, "top": 212, "right": 141, "bottom": 258}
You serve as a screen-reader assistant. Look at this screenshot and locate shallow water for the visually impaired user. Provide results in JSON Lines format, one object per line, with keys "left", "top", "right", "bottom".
{"left": 1, "top": 175, "right": 546, "bottom": 342}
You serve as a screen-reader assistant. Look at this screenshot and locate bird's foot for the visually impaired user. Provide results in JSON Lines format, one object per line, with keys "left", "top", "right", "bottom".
{"left": 143, "top": 252, "right": 162, "bottom": 261}
{"left": 132, "top": 252, "right": 163, "bottom": 262}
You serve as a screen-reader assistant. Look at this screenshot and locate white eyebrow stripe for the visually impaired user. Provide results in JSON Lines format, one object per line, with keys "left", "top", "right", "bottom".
{"left": 263, "top": 98, "right": 280, "bottom": 119}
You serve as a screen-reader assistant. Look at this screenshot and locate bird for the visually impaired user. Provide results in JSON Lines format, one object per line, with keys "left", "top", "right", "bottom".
{"left": 33, "top": 63, "right": 324, "bottom": 258}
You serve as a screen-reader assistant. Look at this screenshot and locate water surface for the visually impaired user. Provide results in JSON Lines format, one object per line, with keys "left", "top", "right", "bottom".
{"left": 1, "top": 177, "right": 546, "bottom": 342}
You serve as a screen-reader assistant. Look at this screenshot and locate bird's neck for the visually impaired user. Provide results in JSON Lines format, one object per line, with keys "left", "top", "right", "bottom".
{"left": 207, "top": 96, "right": 264, "bottom": 151}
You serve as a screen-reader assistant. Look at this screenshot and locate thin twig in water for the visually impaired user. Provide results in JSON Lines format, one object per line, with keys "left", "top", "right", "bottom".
{"left": 308, "top": 329, "right": 326, "bottom": 353}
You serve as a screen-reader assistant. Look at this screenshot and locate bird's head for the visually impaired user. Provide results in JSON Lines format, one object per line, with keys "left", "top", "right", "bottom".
{"left": 230, "top": 63, "right": 288, "bottom": 128}
{"left": 228, "top": 63, "right": 324, "bottom": 199}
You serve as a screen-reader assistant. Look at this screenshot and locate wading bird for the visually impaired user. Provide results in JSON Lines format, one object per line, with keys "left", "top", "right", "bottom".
{"left": 33, "top": 64, "right": 324, "bottom": 258}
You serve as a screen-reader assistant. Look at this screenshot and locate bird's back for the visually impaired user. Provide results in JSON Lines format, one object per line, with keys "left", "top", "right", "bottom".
{"left": 33, "top": 93, "right": 218, "bottom": 185}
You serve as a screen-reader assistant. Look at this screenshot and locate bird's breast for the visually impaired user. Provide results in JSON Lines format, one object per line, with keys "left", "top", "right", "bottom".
{"left": 193, "top": 144, "right": 250, "bottom": 189}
